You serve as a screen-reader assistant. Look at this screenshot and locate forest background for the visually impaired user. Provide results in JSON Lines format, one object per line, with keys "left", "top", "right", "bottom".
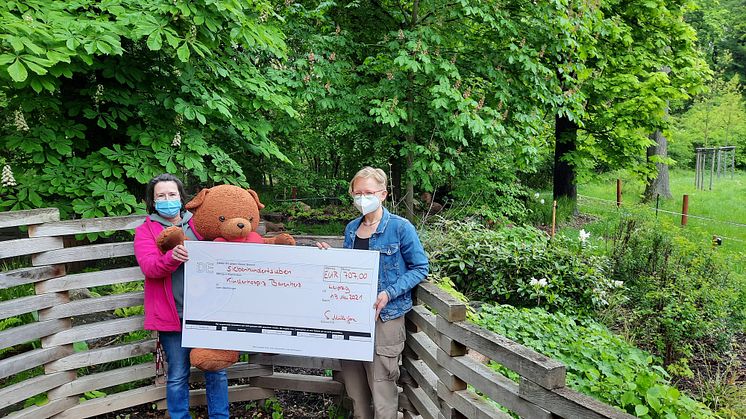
{"left": 1, "top": 0, "right": 746, "bottom": 418}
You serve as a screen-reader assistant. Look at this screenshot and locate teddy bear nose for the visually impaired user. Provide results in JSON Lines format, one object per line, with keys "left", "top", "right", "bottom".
{"left": 237, "top": 223, "right": 245, "bottom": 229}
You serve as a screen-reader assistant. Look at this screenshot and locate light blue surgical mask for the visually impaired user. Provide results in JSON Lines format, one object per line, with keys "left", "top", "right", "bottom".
{"left": 155, "top": 200, "right": 181, "bottom": 218}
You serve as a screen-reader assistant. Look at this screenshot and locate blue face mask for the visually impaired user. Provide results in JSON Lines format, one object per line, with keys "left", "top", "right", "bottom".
{"left": 155, "top": 200, "right": 181, "bottom": 218}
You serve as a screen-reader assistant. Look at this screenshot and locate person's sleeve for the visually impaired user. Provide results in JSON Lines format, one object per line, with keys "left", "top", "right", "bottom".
{"left": 134, "top": 225, "right": 182, "bottom": 279}
{"left": 384, "top": 221, "right": 429, "bottom": 301}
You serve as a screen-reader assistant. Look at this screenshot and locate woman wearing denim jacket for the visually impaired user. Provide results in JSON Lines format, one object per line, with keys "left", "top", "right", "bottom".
{"left": 134, "top": 174, "right": 229, "bottom": 419}
{"left": 318, "top": 167, "right": 429, "bottom": 419}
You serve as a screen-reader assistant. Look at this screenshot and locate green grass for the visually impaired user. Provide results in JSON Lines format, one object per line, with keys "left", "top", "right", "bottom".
{"left": 577, "top": 169, "right": 746, "bottom": 278}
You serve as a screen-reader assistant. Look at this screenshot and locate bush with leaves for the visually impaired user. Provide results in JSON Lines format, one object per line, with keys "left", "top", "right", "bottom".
{"left": 475, "top": 304, "right": 714, "bottom": 418}
{"left": 607, "top": 212, "right": 746, "bottom": 368}
{"left": 422, "top": 219, "right": 619, "bottom": 315}
{"left": 0, "top": 1, "right": 293, "bottom": 219}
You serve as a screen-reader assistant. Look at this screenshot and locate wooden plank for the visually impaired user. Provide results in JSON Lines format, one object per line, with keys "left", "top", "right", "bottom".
{"left": 251, "top": 372, "right": 344, "bottom": 394}
{"left": 5, "top": 396, "right": 78, "bottom": 419}
{"left": 0, "top": 293, "right": 67, "bottom": 321}
{"left": 436, "top": 383, "right": 511, "bottom": 419}
{"left": 45, "top": 338, "right": 156, "bottom": 372}
{"left": 28, "top": 215, "right": 145, "bottom": 237}
{"left": 0, "top": 371, "right": 75, "bottom": 409}
{"left": 0, "top": 319, "right": 68, "bottom": 350}
{"left": 292, "top": 235, "right": 344, "bottom": 248}
{"left": 435, "top": 316, "right": 566, "bottom": 390}
{"left": 155, "top": 384, "right": 275, "bottom": 410}
{"left": 406, "top": 331, "right": 438, "bottom": 371}
{"left": 191, "top": 363, "right": 273, "bottom": 383}
{"left": 436, "top": 350, "right": 551, "bottom": 419}
{"left": 48, "top": 363, "right": 156, "bottom": 399}
{"left": 519, "top": 378, "right": 636, "bottom": 419}
{"left": 36, "top": 266, "right": 143, "bottom": 294}
{"left": 40, "top": 291, "right": 143, "bottom": 321}
{"left": 249, "top": 353, "right": 342, "bottom": 370}
{"left": 0, "top": 208, "right": 59, "bottom": 229}
{"left": 0, "top": 236, "right": 64, "bottom": 259}
{"left": 413, "top": 282, "right": 466, "bottom": 322}
{"left": 32, "top": 242, "right": 134, "bottom": 266}
{"left": 403, "top": 383, "right": 439, "bottom": 419}
{"left": 55, "top": 384, "right": 167, "bottom": 419}
{"left": 0, "top": 265, "right": 65, "bottom": 290}
{"left": 402, "top": 357, "right": 438, "bottom": 405}
{"left": 0, "top": 346, "right": 72, "bottom": 381}
{"left": 42, "top": 316, "right": 143, "bottom": 347}
{"left": 407, "top": 305, "right": 438, "bottom": 338}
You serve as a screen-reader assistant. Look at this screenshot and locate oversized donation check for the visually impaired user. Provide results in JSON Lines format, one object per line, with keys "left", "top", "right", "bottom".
{"left": 181, "top": 241, "right": 380, "bottom": 361}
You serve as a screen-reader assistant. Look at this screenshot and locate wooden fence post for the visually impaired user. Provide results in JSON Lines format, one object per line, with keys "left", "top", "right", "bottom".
{"left": 616, "top": 179, "right": 622, "bottom": 208}
{"left": 681, "top": 194, "right": 689, "bottom": 226}
{"left": 551, "top": 200, "right": 557, "bottom": 238}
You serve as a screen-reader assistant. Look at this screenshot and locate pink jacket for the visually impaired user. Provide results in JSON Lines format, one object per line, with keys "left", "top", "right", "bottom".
{"left": 134, "top": 216, "right": 203, "bottom": 331}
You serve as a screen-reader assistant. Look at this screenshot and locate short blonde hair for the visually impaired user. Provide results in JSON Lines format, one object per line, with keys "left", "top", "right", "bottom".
{"left": 349, "top": 166, "right": 387, "bottom": 195}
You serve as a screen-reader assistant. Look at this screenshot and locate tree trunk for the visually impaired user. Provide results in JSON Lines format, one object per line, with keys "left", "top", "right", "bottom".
{"left": 643, "top": 130, "right": 673, "bottom": 201}
{"left": 388, "top": 154, "right": 402, "bottom": 206}
{"left": 553, "top": 114, "right": 578, "bottom": 201}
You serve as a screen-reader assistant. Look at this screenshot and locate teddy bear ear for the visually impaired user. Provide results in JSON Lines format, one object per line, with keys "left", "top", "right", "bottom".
{"left": 186, "top": 188, "right": 210, "bottom": 210}
{"left": 246, "top": 189, "right": 265, "bottom": 210}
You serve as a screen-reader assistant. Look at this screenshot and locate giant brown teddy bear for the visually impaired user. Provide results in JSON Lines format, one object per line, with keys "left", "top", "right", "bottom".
{"left": 157, "top": 185, "right": 295, "bottom": 371}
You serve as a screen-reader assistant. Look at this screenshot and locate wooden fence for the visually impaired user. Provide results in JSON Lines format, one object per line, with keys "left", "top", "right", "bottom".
{"left": 0, "top": 208, "right": 634, "bottom": 418}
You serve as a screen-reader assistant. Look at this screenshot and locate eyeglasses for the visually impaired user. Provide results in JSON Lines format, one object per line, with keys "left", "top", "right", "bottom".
{"left": 352, "top": 189, "right": 385, "bottom": 198}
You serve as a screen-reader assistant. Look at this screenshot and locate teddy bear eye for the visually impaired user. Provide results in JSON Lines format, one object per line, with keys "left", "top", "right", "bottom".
{"left": 218, "top": 216, "right": 225, "bottom": 222}
{"left": 248, "top": 217, "right": 253, "bottom": 222}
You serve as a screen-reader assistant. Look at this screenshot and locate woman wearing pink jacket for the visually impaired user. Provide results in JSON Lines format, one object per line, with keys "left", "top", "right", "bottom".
{"left": 134, "top": 174, "right": 229, "bottom": 419}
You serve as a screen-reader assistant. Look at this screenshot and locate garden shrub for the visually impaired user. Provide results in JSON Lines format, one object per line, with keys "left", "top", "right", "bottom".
{"left": 423, "top": 219, "right": 618, "bottom": 315}
{"left": 474, "top": 304, "right": 715, "bottom": 419}
{"left": 608, "top": 214, "right": 746, "bottom": 367}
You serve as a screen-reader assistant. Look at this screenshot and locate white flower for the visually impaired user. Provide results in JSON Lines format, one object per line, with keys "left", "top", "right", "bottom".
{"left": 530, "top": 277, "right": 548, "bottom": 287}
{"left": 529, "top": 277, "right": 538, "bottom": 286}
{"left": 540, "top": 199, "right": 545, "bottom": 204}
{"left": 579, "top": 229, "right": 591, "bottom": 243}
{"left": 613, "top": 280, "right": 624, "bottom": 288}
{"left": 534, "top": 192, "right": 540, "bottom": 199}
{"left": 2, "top": 165, "right": 17, "bottom": 187}
{"left": 171, "top": 131, "right": 182, "bottom": 147}
{"left": 14, "top": 110, "right": 29, "bottom": 132}
{"left": 538, "top": 278, "right": 548, "bottom": 287}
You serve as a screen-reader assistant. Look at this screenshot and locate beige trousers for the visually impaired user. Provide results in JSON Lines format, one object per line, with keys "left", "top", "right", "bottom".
{"left": 341, "top": 316, "right": 405, "bottom": 419}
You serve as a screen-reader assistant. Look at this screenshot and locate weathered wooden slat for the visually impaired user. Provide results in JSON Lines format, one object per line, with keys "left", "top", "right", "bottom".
{"left": 292, "top": 235, "right": 345, "bottom": 248}
{"left": 54, "top": 384, "right": 166, "bottom": 419}
{"left": 35, "top": 266, "right": 143, "bottom": 294}
{"left": 0, "top": 208, "right": 59, "bottom": 229}
{"left": 40, "top": 291, "right": 143, "bottom": 321}
{"left": 435, "top": 316, "right": 566, "bottom": 390}
{"left": 5, "top": 396, "right": 78, "bottom": 419}
{"left": 402, "top": 357, "right": 438, "bottom": 405}
{"left": 32, "top": 242, "right": 134, "bottom": 266}
{"left": 436, "top": 349, "right": 551, "bottom": 419}
{"left": 0, "top": 346, "right": 72, "bottom": 381}
{"left": 48, "top": 363, "right": 156, "bottom": 399}
{"left": 519, "top": 378, "right": 636, "bottom": 419}
{"left": 436, "top": 382, "right": 511, "bottom": 419}
{"left": 249, "top": 353, "right": 342, "bottom": 370}
{"left": 42, "top": 316, "right": 143, "bottom": 347}
{"left": 407, "top": 305, "right": 438, "bottom": 338}
{"left": 403, "top": 383, "right": 439, "bottom": 419}
{"left": 0, "top": 319, "right": 68, "bottom": 350}
{"left": 190, "top": 363, "right": 273, "bottom": 383}
{"left": 251, "top": 372, "right": 344, "bottom": 394}
{"left": 433, "top": 349, "right": 467, "bottom": 393}
{"left": 402, "top": 410, "right": 423, "bottom": 419}
{"left": 413, "top": 282, "right": 467, "bottom": 322}
{"left": 406, "top": 331, "right": 438, "bottom": 371}
{"left": 0, "top": 371, "right": 75, "bottom": 409}
{"left": 0, "top": 293, "right": 67, "bottom": 321}
{"left": 45, "top": 338, "right": 155, "bottom": 372}
{"left": 0, "top": 236, "right": 64, "bottom": 259}
{"left": 155, "top": 384, "right": 276, "bottom": 410}
{"left": 0, "top": 265, "right": 65, "bottom": 290}
{"left": 28, "top": 215, "right": 146, "bottom": 237}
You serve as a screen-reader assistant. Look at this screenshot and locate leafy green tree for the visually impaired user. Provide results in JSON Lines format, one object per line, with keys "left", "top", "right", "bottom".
{"left": 0, "top": 1, "right": 293, "bottom": 217}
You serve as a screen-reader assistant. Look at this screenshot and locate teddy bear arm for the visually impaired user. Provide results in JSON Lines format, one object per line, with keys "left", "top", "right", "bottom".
{"left": 264, "top": 233, "right": 295, "bottom": 246}
{"left": 156, "top": 226, "right": 187, "bottom": 253}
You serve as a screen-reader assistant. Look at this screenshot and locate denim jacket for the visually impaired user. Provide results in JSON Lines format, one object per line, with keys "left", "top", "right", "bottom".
{"left": 344, "top": 207, "right": 429, "bottom": 321}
